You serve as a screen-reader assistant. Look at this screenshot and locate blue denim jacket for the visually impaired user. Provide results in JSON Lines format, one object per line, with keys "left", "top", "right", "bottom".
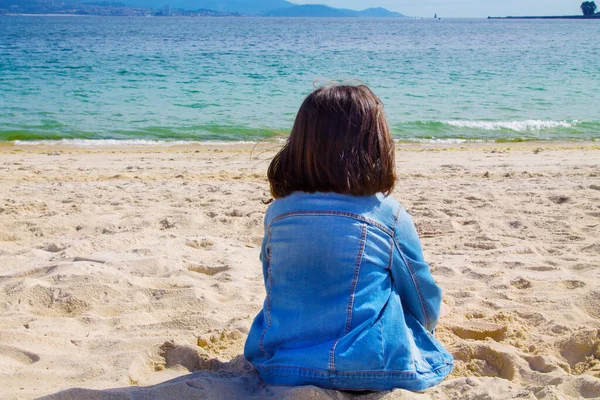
{"left": 244, "top": 192, "right": 453, "bottom": 391}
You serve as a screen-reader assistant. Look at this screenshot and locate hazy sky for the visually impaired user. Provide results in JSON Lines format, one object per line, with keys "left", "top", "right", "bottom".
{"left": 293, "top": 1, "right": 583, "bottom": 18}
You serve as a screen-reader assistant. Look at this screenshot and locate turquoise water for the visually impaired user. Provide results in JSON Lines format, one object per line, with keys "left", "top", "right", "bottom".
{"left": 1, "top": 17, "right": 599, "bottom": 144}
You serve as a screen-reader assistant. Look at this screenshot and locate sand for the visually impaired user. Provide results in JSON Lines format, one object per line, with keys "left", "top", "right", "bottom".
{"left": 0, "top": 142, "right": 599, "bottom": 400}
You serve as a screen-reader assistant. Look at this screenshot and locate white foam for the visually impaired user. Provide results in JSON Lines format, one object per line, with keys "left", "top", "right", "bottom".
{"left": 409, "top": 138, "right": 475, "bottom": 144}
{"left": 444, "top": 120, "right": 576, "bottom": 132}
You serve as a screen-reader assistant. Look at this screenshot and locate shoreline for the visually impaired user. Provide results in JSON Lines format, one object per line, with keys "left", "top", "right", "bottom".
{"left": 1, "top": 140, "right": 598, "bottom": 154}
{"left": 0, "top": 138, "right": 600, "bottom": 152}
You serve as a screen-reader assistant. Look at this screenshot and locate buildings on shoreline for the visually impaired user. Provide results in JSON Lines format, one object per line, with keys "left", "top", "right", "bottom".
{"left": 0, "top": 1, "right": 240, "bottom": 17}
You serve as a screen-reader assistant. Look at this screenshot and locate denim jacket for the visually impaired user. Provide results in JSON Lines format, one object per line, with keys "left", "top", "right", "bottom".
{"left": 244, "top": 192, "right": 453, "bottom": 391}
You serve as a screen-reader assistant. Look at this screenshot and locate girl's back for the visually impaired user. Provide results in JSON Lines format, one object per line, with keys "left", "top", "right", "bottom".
{"left": 244, "top": 84, "right": 453, "bottom": 391}
{"left": 244, "top": 192, "right": 453, "bottom": 391}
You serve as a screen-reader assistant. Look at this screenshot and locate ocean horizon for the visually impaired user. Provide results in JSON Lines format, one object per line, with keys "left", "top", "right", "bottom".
{"left": 1, "top": 16, "right": 599, "bottom": 144}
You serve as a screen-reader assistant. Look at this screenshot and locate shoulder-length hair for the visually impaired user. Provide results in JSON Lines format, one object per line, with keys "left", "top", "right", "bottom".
{"left": 268, "top": 84, "right": 396, "bottom": 198}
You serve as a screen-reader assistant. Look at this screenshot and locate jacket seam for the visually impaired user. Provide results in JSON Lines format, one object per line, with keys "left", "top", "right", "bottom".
{"left": 258, "top": 229, "right": 273, "bottom": 359}
{"left": 395, "top": 242, "right": 431, "bottom": 329}
{"left": 392, "top": 207, "right": 431, "bottom": 329}
{"left": 329, "top": 223, "right": 368, "bottom": 371}
{"left": 346, "top": 223, "right": 368, "bottom": 333}
{"left": 255, "top": 363, "right": 452, "bottom": 374}
{"left": 328, "top": 341, "right": 338, "bottom": 372}
{"left": 269, "top": 211, "right": 393, "bottom": 237}
{"left": 260, "top": 251, "right": 269, "bottom": 263}
{"left": 386, "top": 237, "right": 394, "bottom": 271}
{"left": 380, "top": 318, "right": 385, "bottom": 367}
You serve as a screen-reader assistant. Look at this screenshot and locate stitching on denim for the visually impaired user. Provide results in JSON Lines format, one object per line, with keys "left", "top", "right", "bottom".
{"left": 328, "top": 223, "right": 367, "bottom": 372}
{"left": 261, "top": 242, "right": 271, "bottom": 262}
{"left": 258, "top": 230, "right": 273, "bottom": 359}
{"left": 270, "top": 211, "right": 393, "bottom": 237}
{"left": 380, "top": 319, "right": 385, "bottom": 366}
{"left": 255, "top": 364, "right": 454, "bottom": 384}
{"left": 346, "top": 223, "right": 367, "bottom": 333}
{"left": 386, "top": 238, "right": 394, "bottom": 271}
{"left": 392, "top": 206, "right": 431, "bottom": 328}
{"left": 256, "top": 365, "right": 424, "bottom": 375}
{"left": 328, "top": 340, "right": 338, "bottom": 372}
{"left": 395, "top": 242, "right": 431, "bottom": 329}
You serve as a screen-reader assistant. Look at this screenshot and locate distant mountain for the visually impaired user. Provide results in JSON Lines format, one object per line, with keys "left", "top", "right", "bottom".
{"left": 120, "top": 0, "right": 293, "bottom": 14}
{"left": 264, "top": 4, "right": 407, "bottom": 18}
{"left": 1, "top": 0, "right": 408, "bottom": 17}
{"left": 265, "top": 4, "right": 347, "bottom": 17}
{"left": 0, "top": 0, "right": 408, "bottom": 16}
{"left": 114, "top": 0, "right": 407, "bottom": 17}
{"left": 355, "top": 7, "right": 406, "bottom": 18}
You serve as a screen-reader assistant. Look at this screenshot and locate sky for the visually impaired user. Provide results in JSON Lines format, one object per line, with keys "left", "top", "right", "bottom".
{"left": 293, "top": 1, "right": 584, "bottom": 18}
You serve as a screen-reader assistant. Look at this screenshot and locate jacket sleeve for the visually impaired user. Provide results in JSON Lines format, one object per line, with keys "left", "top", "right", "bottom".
{"left": 391, "top": 208, "right": 442, "bottom": 332}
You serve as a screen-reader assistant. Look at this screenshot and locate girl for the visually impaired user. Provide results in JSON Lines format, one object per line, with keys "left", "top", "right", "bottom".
{"left": 244, "top": 84, "right": 453, "bottom": 391}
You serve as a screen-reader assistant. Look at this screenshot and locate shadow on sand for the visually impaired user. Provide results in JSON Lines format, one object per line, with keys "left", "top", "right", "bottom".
{"left": 39, "top": 344, "right": 393, "bottom": 400}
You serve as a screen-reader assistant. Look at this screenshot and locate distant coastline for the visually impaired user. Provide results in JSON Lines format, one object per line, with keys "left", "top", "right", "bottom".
{"left": 4, "top": 13, "right": 88, "bottom": 16}
{"left": 0, "top": 1, "right": 406, "bottom": 18}
{"left": 489, "top": 15, "right": 600, "bottom": 19}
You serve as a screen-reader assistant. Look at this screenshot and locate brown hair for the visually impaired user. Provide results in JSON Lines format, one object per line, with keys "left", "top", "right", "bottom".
{"left": 268, "top": 84, "right": 396, "bottom": 198}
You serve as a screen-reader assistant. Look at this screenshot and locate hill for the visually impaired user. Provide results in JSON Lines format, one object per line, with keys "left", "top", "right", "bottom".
{"left": 120, "top": 0, "right": 293, "bottom": 14}
{"left": 265, "top": 4, "right": 348, "bottom": 17}
{"left": 356, "top": 7, "right": 406, "bottom": 18}
{"left": 264, "top": 4, "right": 407, "bottom": 18}
{"left": 1, "top": 0, "right": 407, "bottom": 17}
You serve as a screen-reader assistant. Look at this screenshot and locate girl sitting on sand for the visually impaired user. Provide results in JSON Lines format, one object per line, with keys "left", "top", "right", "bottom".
{"left": 244, "top": 83, "right": 453, "bottom": 391}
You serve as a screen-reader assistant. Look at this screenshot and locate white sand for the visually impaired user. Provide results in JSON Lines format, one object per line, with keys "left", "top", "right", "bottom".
{"left": 0, "top": 142, "right": 599, "bottom": 400}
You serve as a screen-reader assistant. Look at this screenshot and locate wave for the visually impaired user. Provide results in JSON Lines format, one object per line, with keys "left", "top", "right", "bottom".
{"left": 2, "top": 120, "right": 599, "bottom": 144}
{"left": 0, "top": 123, "right": 287, "bottom": 142}
{"left": 392, "top": 119, "right": 599, "bottom": 141}
{"left": 442, "top": 120, "right": 576, "bottom": 132}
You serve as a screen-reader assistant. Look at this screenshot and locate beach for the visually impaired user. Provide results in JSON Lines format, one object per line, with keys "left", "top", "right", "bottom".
{"left": 0, "top": 142, "right": 598, "bottom": 399}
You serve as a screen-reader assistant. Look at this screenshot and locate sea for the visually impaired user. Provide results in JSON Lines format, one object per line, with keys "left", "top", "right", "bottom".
{"left": 0, "top": 16, "right": 599, "bottom": 145}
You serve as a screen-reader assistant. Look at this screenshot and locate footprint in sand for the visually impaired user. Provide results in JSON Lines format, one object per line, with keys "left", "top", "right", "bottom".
{"left": 581, "top": 291, "right": 600, "bottom": 319}
{"left": 185, "top": 238, "right": 214, "bottom": 250}
{"left": 415, "top": 220, "right": 454, "bottom": 238}
{"left": 225, "top": 209, "right": 245, "bottom": 217}
{"left": 139, "top": 336, "right": 250, "bottom": 379}
{"left": 581, "top": 244, "right": 600, "bottom": 254}
{"left": 154, "top": 340, "right": 207, "bottom": 372}
{"left": 556, "top": 329, "right": 600, "bottom": 376}
{"left": 43, "top": 243, "right": 67, "bottom": 253}
{"left": 465, "top": 242, "right": 497, "bottom": 250}
{"left": 508, "top": 220, "right": 523, "bottom": 229}
{"left": 452, "top": 342, "right": 519, "bottom": 381}
{"left": 549, "top": 195, "right": 572, "bottom": 205}
{"left": 188, "top": 264, "right": 230, "bottom": 276}
{"left": 196, "top": 330, "right": 247, "bottom": 358}
{"left": 562, "top": 280, "right": 586, "bottom": 290}
{"left": 525, "top": 354, "right": 570, "bottom": 374}
{"left": 450, "top": 322, "right": 508, "bottom": 342}
{"left": 527, "top": 265, "right": 559, "bottom": 272}
{"left": 0, "top": 345, "right": 40, "bottom": 365}
{"left": 511, "top": 277, "right": 532, "bottom": 289}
